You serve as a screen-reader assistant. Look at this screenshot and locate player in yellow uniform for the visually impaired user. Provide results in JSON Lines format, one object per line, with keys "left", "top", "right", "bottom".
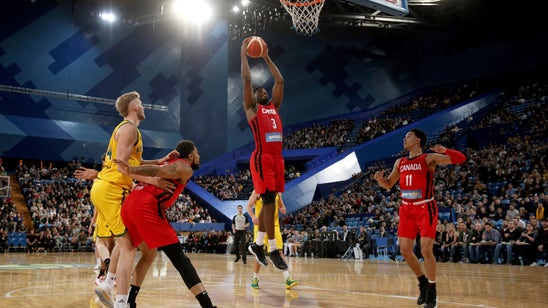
{"left": 90, "top": 91, "right": 178, "bottom": 308}
{"left": 246, "top": 190, "right": 298, "bottom": 290}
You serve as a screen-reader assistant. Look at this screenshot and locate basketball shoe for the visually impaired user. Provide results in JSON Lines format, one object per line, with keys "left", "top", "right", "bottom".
{"left": 251, "top": 277, "right": 260, "bottom": 289}
{"left": 269, "top": 251, "right": 288, "bottom": 271}
{"left": 417, "top": 280, "right": 428, "bottom": 305}
{"left": 94, "top": 275, "right": 105, "bottom": 286}
{"left": 94, "top": 285, "right": 114, "bottom": 308}
{"left": 285, "top": 276, "right": 298, "bottom": 289}
{"left": 424, "top": 286, "right": 437, "bottom": 308}
{"left": 248, "top": 243, "right": 268, "bottom": 266}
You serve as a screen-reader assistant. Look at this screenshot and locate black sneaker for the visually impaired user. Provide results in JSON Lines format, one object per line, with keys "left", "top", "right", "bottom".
{"left": 424, "top": 286, "right": 437, "bottom": 308}
{"left": 417, "top": 280, "right": 427, "bottom": 305}
{"left": 248, "top": 243, "right": 268, "bottom": 266}
{"left": 234, "top": 256, "right": 240, "bottom": 263}
{"left": 269, "top": 250, "right": 288, "bottom": 271}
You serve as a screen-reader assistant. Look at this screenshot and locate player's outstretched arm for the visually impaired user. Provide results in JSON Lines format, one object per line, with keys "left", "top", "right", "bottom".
{"left": 429, "top": 144, "right": 466, "bottom": 166}
{"left": 263, "top": 53, "right": 284, "bottom": 109}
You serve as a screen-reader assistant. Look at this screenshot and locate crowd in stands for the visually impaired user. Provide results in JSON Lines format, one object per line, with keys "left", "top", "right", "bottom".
{"left": 0, "top": 159, "right": 215, "bottom": 252}
{"left": 193, "top": 165, "right": 303, "bottom": 200}
{"left": 193, "top": 170, "right": 251, "bottom": 200}
{"left": 165, "top": 193, "right": 215, "bottom": 224}
{"left": 284, "top": 119, "right": 355, "bottom": 150}
{"left": 181, "top": 230, "right": 231, "bottom": 254}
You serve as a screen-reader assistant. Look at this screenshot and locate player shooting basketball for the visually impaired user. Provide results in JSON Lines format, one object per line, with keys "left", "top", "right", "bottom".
{"left": 241, "top": 37, "right": 288, "bottom": 271}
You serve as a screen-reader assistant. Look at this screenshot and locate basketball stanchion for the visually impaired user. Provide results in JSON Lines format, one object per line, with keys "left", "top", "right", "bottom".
{"left": 279, "top": 0, "right": 326, "bottom": 36}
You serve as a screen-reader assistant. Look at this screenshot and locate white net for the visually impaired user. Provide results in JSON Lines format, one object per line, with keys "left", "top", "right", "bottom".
{"left": 279, "top": 0, "right": 326, "bottom": 36}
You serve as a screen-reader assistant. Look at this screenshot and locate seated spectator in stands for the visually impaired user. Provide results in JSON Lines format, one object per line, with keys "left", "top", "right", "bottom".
{"left": 0, "top": 228, "right": 7, "bottom": 253}
{"left": 478, "top": 222, "right": 501, "bottom": 264}
{"left": 535, "top": 201, "right": 545, "bottom": 221}
{"left": 530, "top": 217, "right": 548, "bottom": 267}
{"left": 357, "top": 225, "right": 373, "bottom": 259}
{"left": 506, "top": 203, "right": 519, "bottom": 219}
{"left": 513, "top": 216, "right": 526, "bottom": 229}
{"left": 26, "top": 229, "right": 38, "bottom": 253}
{"left": 529, "top": 216, "right": 540, "bottom": 229}
{"left": 36, "top": 230, "right": 49, "bottom": 252}
{"left": 76, "top": 229, "right": 89, "bottom": 251}
{"left": 53, "top": 229, "right": 64, "bottom": 252}
{"left": 440, "top": 223, "right": 457, "bottom": 262}
{"left": 433, "top": 224, "right": 446, "bottom": 262}
{"left": 494, "top": 220, "right": 521, "bottom": 264}
{"left": 319, "top": 226, "right": 336, "bottom": 258}
{"left": 283, "top": 229, "right": 295, "bottom": 256}
{"left": 493, "top": 207, "right": 505, "bottom": 222}
{"left": 468, "top": 223, "right": 484, "bottom": 264}
{"left": 514, "top": 222, "right": 537, "bottom": 265}
{"left": 451, "top": 222, "right": 471, "bottom": 263}
{"left": 308, "top": 228, "right": 321, "bottom": 258}
{"left": 377, "top": 225, "right": 388, "bottom": 239}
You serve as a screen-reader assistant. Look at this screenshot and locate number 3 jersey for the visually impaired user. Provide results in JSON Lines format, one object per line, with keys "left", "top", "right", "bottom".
{"left": 398, "top": 154, "right": 434, "bottom": 202}
{"left": 249, "top": 102, "right": 283, "bottom": 155}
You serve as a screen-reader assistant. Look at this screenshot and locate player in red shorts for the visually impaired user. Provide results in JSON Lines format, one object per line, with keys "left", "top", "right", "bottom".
{"left": 113, "top": 140, "right": 216, "bottom": 308}
{"left": 374, "top": 128, "right": 466, "bottom": 308}
{"left": 241, "top": 37, "right": 288, "bottom": 271}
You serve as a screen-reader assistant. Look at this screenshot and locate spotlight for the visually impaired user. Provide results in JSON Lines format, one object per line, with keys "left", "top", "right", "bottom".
{"left": 99, "top": 11, "right": 117, "bottom": 23}
{"left": 232, "top": 5, "right": 240, "bottom": 14}
{"left": 172, "top": 0, "right": 212, "bottom": 23}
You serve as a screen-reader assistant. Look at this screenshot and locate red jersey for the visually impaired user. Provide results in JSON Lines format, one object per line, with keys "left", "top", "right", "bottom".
{"left": 132, "top": 158, "right": 189, "bottom": 209}
{"left": 249, "top": 102, "right": 283, "bottom": 154}
{"left": 398, "top": 154, "right": 434, "bottom": 202}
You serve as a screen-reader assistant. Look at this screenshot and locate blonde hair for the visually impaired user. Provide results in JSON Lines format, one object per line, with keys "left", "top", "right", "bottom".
{"left": 115, "top": 91, "right": 140, "bottom": 117}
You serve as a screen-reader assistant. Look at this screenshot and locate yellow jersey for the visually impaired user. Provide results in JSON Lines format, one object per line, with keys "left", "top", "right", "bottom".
{"left": 97, "top": 120, "right": 143, "bottom": 190}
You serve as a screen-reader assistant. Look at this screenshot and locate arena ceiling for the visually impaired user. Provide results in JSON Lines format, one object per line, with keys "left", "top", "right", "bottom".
{"left": 55, "top": 0, "right": 522, "bottom": 38}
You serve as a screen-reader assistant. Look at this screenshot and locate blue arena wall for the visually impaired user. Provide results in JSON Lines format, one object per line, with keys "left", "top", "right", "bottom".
{"left": 2, "top": 1, "right": 547, "bottom": 164}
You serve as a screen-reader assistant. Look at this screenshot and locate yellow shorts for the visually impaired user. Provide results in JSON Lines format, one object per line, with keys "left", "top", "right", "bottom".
{"left": 90, "top": 179, "right": 129, "bottom": 237}
{"left": 93, "top": 215, "right": 110, "bottom": 239}
{"left": 253, "top": 225, "right": 283, "bottom": 250}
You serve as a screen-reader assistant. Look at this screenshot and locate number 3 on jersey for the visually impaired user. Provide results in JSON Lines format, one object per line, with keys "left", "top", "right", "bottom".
{"left": 270, "top": 118, "right": 277, "bottom": 129}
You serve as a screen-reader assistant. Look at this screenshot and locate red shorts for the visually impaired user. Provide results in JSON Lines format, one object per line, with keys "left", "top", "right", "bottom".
{"left": 121, "top": 191, "right": 179, "bottom": 249}
{"left": 397, "top": 200, "right": 438, "bottom": 239}
{"left": 250, "top": 151, "right": 285, "bottom": 194}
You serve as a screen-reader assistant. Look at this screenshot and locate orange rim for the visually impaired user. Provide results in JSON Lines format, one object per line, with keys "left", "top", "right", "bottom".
{"left": 280, "top": 0, "right": 324, "bottom": 7}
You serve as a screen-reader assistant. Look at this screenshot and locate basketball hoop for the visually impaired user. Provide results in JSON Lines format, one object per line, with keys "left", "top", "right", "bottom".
{"left": 279, "top": 0, "right": 326, "bottom": 36}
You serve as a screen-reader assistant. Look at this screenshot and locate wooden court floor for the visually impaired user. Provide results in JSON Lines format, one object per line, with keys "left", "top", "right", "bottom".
{"left": 0, "top": 251, "right": 545, "bottom": 308}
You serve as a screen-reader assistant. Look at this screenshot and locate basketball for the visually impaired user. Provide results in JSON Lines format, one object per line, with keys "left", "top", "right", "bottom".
{"left": 245, "top": 36, "right": 267, "bottom": 58}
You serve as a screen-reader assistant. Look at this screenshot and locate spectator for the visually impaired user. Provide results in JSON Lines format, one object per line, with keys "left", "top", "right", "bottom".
{"left": 477, "top": 222, "right": 501, "bottom": 264}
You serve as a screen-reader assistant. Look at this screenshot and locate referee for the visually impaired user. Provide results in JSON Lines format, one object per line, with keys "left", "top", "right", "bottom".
{"left": 232, "top": 204, "right": 249, "bottom": 264}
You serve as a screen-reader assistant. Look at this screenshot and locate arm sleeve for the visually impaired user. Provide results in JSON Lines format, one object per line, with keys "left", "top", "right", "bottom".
{"left": 444, "top": 148, "right": 466, "bottom": 164}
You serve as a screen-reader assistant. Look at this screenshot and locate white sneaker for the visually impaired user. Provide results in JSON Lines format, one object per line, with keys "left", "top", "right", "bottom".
{"left": 529, "top": 262, "right": 538, "bottom": 267}
{"left": 94, "top": 275, "right": 105, "bottom": 286}
{"left": 95, "top": 286, "right": 114, "bottom": 308}
{"left": 544, "top": 263, "right": 548, "bottom": 268}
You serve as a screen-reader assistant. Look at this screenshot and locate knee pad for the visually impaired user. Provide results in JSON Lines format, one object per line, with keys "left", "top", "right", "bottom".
{"left": 177, "top": 253, "right": 202, "bottom": 288}
{"left": 261, "top": 190, "right": 277, "bottom": 205}
{"left": 162, "top": 243, "right": 202, "bottom": 288}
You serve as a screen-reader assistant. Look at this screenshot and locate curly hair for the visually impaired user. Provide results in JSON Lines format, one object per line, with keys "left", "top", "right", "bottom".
{"left": 115, "top": 91, "right": 140, "bottom": 117}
